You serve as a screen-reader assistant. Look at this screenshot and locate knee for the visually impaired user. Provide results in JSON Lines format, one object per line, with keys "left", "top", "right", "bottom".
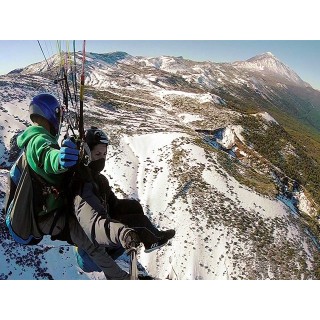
{"left": 114, "top": 199, "right": 144, "bottom": 216}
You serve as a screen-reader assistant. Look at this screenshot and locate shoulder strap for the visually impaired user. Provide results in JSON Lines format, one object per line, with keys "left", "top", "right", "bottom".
{"left": 4, "top": 151, "right": 25, "bottom": 213}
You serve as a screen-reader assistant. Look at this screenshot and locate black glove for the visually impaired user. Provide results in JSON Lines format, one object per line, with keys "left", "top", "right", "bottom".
{"left": 122, "top": 228, "right": 140, "bottom": 250}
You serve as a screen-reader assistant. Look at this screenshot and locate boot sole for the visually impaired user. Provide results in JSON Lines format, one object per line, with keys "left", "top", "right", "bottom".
{"left": 144, "top": 241, "right": 168, "bottom": 253}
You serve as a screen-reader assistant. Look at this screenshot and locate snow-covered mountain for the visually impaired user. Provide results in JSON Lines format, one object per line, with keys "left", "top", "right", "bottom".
{"left": 1, "top": 51, "right": 320, "bottom": 280}
{"left": 16, "top": 50, "right": 320, "bottom": 132}
{"left": 232, "top": 52, "right": 307, "bottom": 86}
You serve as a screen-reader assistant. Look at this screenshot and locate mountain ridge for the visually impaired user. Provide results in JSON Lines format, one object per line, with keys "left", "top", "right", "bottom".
{"left": 12, "top": 51, "right": 311, "bottom": 85}
{"left": 12, "top": 51, "right": 320, "bottom": 121}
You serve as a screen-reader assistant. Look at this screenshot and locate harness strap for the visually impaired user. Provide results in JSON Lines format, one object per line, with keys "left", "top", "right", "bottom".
{"left": 48, "top": 209, "right": 64, "bottom": 235}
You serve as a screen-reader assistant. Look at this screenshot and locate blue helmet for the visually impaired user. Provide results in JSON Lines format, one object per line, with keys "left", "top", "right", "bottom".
{"left": 29, "top": 93, "right": 62, "bottom": 134}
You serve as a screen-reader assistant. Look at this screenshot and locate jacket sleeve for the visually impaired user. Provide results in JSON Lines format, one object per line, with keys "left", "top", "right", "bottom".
{"left": 31, "top": 136, "right": 67, "bottom": 174}
{"left": 74, "top": 181, "right": 127, "bottom": 248}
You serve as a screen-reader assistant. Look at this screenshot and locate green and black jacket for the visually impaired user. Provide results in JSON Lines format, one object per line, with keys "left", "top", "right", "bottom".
{"left": 17, "top": 125, "right": 70, "bottom": 214}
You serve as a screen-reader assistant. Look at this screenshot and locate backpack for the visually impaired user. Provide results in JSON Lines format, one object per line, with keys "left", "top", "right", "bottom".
{"left": 4, "top": 152, "right": 43, "bottom": 245}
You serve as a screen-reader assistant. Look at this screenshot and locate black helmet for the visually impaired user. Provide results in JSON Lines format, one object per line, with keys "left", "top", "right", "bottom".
{"left": 29, "top": 93, "right": 62, "bottom": 134}
{"left": 85, "top": 126, "right": 109, "bottom": 150}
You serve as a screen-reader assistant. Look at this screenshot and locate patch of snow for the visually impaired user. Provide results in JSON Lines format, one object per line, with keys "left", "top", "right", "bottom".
{"left": 295, "top": 191, "right": 316, "bottom": 216}
{"left": 232, "top": 125, "right": 245, "bottom": 143}
{"left": 232, "top": 146, "right": 247, "bottom": 157}
{"left": 155, "top": 89, "right": 224, "bottom": 105}
{"left": 216, "top": 126, "right": 236, "bottom": 149}
{"left": 255, "top": 111, "right": 279, "bottom": 124}
{"left": 215, "top": 125, "right": 244, "bottom": 149}
{"left": 178, "top": 113, "right": 204, "bottom": 124}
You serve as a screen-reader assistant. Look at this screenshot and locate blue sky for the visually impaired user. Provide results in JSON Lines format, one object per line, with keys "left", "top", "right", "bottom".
{"left": 1, "top": 40, "right": 320, "bottom": 90}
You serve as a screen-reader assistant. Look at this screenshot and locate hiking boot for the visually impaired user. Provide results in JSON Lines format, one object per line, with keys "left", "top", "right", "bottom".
{"left": 158, "top": 229, "right": 175, "bottom": 240}
{"left": 144, "top": 229, "right": 175, "bottom": 253}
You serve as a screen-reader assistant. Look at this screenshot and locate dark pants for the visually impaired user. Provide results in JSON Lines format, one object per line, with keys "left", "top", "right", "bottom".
{"left": 111, "top": 199, "right": 162, "bottom": 246}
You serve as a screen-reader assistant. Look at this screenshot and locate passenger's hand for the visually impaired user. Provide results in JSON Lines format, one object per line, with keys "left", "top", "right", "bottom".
{"left": 59, "top": 138, "right": 79, "bottom": 168}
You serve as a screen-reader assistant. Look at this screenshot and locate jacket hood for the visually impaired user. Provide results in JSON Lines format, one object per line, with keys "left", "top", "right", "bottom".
{"left": 17, "top": 125, "right": 57, "bottom": 149}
